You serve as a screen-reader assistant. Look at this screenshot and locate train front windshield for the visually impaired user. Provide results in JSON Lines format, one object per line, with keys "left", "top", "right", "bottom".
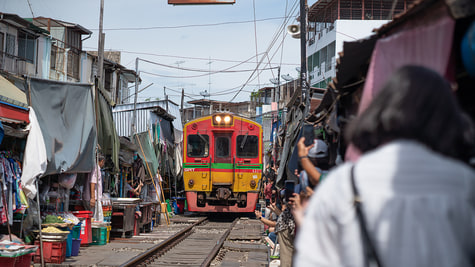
{"left": 236, "top": 135, "right": 259, "bottom": 158}
{"left": 187, "top": 134, "right": 209, "bottom": 157}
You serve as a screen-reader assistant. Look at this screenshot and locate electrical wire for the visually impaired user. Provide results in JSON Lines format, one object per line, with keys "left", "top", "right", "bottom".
{"left": 89, "top": 16, "right": 290, "bottom": 31}
{"left": 253, "top": 0, "right": 261, "bottom": 90}
{"left": 230, "top": 0, "right": 299, "bottom": 101}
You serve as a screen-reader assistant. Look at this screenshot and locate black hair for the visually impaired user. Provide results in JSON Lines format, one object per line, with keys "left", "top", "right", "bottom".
{"left": 310, "top": 157, "right": 330, "bottom": 171}
{"left": 346, "top": 65, "right": 474, "bottom": 162}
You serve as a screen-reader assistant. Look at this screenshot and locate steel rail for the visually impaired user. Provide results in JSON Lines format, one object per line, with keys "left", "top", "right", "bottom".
{"left": 120, "top": 217, "right": 207, "bottom": 267}
{"left": 200, "top": 217, "right": 239, "bottom": 267}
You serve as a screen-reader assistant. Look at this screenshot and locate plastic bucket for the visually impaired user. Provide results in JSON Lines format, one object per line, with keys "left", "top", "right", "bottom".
{"left": 72, "top": 211, "right": 92, "bottom": 246}
{"left": 71, "top": 239, "right": 81, "bottom": 256}
{"left": 72, "top": 224, "right": 81, "bottom": 239}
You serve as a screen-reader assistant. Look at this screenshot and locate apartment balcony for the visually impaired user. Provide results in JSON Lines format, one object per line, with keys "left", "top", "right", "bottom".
{"left": 0, "top": 52, "right": 35, "bottom": 76}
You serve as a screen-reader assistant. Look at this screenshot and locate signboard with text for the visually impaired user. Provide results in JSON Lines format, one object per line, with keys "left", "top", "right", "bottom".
{"left": 168, "top": 0, "right": 235, "bottom": 4}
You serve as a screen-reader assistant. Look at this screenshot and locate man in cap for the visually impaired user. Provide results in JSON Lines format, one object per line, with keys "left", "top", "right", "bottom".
{"left": 297, "top": 137, "right": 330, "bottom": 188}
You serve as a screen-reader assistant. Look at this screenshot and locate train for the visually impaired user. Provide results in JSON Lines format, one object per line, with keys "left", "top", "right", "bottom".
{"left": 183, "top": 112, "right": 263, "bottom": 212}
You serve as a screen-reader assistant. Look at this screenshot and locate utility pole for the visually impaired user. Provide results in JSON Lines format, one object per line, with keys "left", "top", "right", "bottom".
{"left": 180, "top": 88, "right": 185, "bottom": 125}
{"left": 97, "top": 0, "right": 104, "bottom": 86}
{"left": 274, "top": 66, "right": 281, "bottom": 163}
{"left": 131, "top": 57, "right": 139, "bottom": 137}
{"left": 300, "top": 0, "right": 310, "bottom": 113}
{"left": 277, "top": 67, "right": 281, "bottom": 108}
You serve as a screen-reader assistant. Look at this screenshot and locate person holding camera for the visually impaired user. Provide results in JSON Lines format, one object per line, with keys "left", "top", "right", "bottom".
{"left": 294, "top": 66, "right": 475, "bottom": 267}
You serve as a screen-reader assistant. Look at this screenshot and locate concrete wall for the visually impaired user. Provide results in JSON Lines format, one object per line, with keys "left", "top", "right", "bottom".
{"left": 308, "top": 20, "right": 389, "bottom": 87}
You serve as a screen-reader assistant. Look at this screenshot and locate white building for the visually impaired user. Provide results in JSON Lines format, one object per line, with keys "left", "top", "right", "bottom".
{"left": 307, "top": 0, "right": 416, "bottom": 88}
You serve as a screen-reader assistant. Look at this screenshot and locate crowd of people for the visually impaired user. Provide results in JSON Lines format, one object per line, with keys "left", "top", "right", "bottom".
{"left": 257, "top": 65, "right": 475, "bottom": 267}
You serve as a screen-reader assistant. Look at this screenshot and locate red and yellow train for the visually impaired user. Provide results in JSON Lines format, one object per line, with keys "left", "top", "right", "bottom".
{"left": 183, "top": 113, "right": 263, "bottom": 212}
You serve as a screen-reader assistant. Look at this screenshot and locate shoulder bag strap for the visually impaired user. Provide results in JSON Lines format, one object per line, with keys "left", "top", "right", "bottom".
{"left": 350, "top": 165, "right": 384, "bottom": 267}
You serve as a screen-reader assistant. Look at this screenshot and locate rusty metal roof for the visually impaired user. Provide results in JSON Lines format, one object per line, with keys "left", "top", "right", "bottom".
{"left": 32, "top": 17, "right": 92, "bottom": 35}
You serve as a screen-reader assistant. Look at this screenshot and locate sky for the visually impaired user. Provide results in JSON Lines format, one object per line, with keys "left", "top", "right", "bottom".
{"left": 1, "top": 0, "right": 318, "bottom": 106}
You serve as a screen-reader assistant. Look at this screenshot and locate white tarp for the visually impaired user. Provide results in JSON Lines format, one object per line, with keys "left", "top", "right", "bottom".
{"left": 21, "top": 107, "right": 47, "bottom": 199}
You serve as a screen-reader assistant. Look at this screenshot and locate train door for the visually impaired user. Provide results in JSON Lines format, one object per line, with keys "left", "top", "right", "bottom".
{"left": 212, "top": 132, "right": 234, "bottom": 201}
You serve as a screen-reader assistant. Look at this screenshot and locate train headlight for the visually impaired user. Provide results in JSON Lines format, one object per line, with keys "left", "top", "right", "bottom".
{"left": 250, "top": 180, "right": 257, "bottom": 188}
{"left": 212, "top": 114, "right": 233, "bottom": 126}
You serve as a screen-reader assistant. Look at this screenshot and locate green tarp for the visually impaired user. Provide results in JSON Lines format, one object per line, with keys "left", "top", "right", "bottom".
{"left": 97, "top": 91, "right": 120, "bottom": 173}
{"left": 134, "top": 131, "right": 158, "bottom": 178}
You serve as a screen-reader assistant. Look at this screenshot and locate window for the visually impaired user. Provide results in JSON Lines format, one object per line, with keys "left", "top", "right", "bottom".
{"left": 326, "top": 41, "right": 335, "bottom": 71}
{"left": 0, "top": 32, "right": 4, "bottom": 52}
{"left": 236, "top": 135, "right": 259, "bottom": 158}
{"left": 215, "top": 137, "right": 230, "bottom": 158}
{"left": 187, "top": 134, "right": 209, "bottom": 157}
{"left": 5, "top": 34, "right": 15, "bottom": 56}
{"left": 18, "top": 32, "right": 35, "bottom": 62}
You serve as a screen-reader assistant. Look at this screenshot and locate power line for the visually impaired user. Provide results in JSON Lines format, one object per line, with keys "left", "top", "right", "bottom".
{"left": 231, "top": 0, "right": 299, "bottom": 101}
{"left": 26, "top": 0, "right": 34, "bottom": 17}
{"left": 89, "top": 16, "right": 290, "bottom": 31}
{"left": 83, "top": 47, "right": 300, "bottom": 67}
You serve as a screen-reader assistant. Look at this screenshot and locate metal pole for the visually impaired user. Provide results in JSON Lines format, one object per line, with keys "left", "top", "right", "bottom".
{"left": 131, "top": 57, "right": 139, "bottom": 137}
{"left": 36, "top": 178, "right": 44, "bottom": 267}
{"left": 181, "top": 88, "right": 185, "bottom": 125}
{"left": 275, "top": 67, "right": 281, "bottom": 161}
{"left": 300, "top": 0, "right": 310, "bottom": 113}
{"left": 97, "top": 0, "right": 104, "bottom": 86}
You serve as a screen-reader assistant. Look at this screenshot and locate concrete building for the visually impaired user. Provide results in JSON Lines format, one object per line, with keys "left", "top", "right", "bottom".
{"left": 0, "top": 13, "right": 50, "bottom": 78}
{"left": 307, "top": 0, "right": 416, "bottom": 88}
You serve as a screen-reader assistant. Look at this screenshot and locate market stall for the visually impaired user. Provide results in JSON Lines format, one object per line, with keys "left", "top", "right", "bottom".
{"left": 110, "top": 198, "right": 140, "bottom": 238}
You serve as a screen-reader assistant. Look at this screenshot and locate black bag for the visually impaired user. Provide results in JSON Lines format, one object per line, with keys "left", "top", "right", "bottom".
{"left": 350, "top": 165, "right": 384, "bottom": 267}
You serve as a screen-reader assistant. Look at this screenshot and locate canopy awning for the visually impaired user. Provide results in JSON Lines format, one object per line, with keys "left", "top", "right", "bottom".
{"left": 0, "top": 75, "right": 29, "bottom": 124}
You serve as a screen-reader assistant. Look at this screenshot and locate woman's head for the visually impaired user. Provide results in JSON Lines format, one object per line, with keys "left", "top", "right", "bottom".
{"left": 346, "top": 65, "right": 474, "bottom": 161}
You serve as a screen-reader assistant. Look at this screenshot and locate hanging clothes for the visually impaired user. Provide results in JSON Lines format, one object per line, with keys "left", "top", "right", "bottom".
{"left": 0, "top": 153, "right": 26, "bottom": 224}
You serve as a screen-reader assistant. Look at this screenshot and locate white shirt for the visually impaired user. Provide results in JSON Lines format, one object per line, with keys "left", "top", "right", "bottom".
{"left": 84, "top": 163, "right": 102, "bottom": 202}
{"left": 294, "top": 140, "right": 475, "bottom": 267}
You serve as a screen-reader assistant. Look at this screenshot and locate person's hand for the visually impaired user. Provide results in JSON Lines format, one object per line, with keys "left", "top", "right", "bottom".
{"left": 298, "top": 137, "right": 313, "bottom": 158}
{"left": 90, "top": 198, "right": 96, "bottom": 208}
{"left": 304, "top": 186, "right": 314, "bottom": 198}
{"left": 289, "top": 193, "right": 301, "bottom": 210}
{"left": 254, "top": 210, "right": 262, "bottom": 219}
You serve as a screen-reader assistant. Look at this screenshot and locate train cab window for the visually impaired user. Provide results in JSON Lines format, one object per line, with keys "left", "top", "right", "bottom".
{"left": 236, "top": 135, "right": 259, "bottom": 158}
{"left": 187, "top": 134, "right": 209, "bottom": 157}
{"left": 215, "top": 137, "right": 230, "bottom": 158}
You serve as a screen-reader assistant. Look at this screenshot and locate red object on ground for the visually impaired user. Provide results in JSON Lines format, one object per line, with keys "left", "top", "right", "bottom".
{"left": 176, "top": 199, "right": 185, "bottom": 214}
{"left": 34, "top": 240, "right": 66, "bottom": 264}
{"left": 0, "top": 253, "right": 34, "bottom": 267}
{"left": 133, "top": 213, "right": 140, "bottom": 236}
{"left": 72, "top": 210, "right": 93, "bottom": 245}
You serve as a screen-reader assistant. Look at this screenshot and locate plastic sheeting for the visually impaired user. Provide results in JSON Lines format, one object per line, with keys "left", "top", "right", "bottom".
{"left": 20, "top": 107, "right": 47, "bottom": 199}
{"left": 134, "top": 131, "right": 158, "bottom": 179}
{"left": 97, "top": 91, "right": 120, "bottom": 173}
{"left": 29, "top": 78, "right": 97, "bottom": 175}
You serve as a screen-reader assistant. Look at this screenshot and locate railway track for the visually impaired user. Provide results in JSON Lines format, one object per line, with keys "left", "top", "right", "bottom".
{"left": 121, "top": 216, "right": 268, "bottom": 267}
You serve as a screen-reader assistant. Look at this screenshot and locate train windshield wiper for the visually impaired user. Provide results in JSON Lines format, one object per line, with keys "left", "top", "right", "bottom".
{"left": 197, "top": 131, "right": 208, "bottom": 145}
{"left": 240, "top": 133, "right": 248, "bottom": 150}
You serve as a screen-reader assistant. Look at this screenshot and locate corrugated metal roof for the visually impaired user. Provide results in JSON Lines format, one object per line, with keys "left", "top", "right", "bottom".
{"left": 112, "top": 100, "right": 183, "bottom": 137}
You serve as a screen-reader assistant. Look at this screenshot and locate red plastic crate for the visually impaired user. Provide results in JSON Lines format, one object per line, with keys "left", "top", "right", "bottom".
{"left": 33, "top": 240, "right": 66, "bottom": 264}
{"left": 0, "top": 253, "right": 34, "bottom": 267}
